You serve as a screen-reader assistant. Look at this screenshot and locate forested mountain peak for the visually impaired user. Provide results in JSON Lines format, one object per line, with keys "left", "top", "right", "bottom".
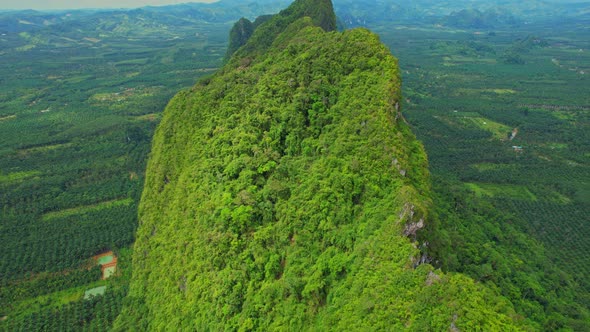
{"left": 114, "top": 0, "right": 530, "bottom": 330}
{"left": 226, "top": 0, "right": 336, "bottom": 60}
{"left": 225, "top": 17, "right": 256, "bottom": 60}
{"left": 282, "top": 0, "right": 337, "bottom": 32}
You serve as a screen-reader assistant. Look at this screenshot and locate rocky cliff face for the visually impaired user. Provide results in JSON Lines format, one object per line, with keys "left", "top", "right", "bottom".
{"left": 114, "top": 0, "right": 528, "bottom": 330}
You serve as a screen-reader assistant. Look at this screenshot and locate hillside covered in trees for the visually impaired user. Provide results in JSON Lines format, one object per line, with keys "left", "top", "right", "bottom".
{"left": 115, "top": 0, "right": 534, "bottom": 330}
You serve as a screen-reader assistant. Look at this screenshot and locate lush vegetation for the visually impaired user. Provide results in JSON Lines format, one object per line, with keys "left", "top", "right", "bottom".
{"left": 1, "top": 0, "right": 588, "bottom": 330}
{"left": 375, "top": 14, "right": 590, "bottom": 330}
{"left": 114, "top": 1, "right": 531, "bottom": 330}
{"left": 0, "top": 249, "right": 132, "bottom": 331}
{"left": 0, "top": 3, "right": 238, "bottom": 330}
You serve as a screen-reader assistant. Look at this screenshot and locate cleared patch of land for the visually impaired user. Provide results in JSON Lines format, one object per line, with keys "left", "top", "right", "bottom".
{"left": 444, "top": 112, "right": 512, "bottom": 139}
{"left": 465, "top": 182, "right": 538, "bottom": 201}
{"left": 93, "top": 251, "right": 118, "bottom": 279}
{"left": 454, "top": 88, "right": 517, "bottom": 96}
{"left": 134, "top": 113, "right": 161, "bottom": 122}
{"left": 443, "top": 56, "right": 497, "bottom": 65}
{"left": 0, "top": 114, "right": 16, "bottom": 121}
{"left": 18, "top": 142, "right": 73, "bottom": 155}
{"left": 84, "top": 286, "right": 107, "bottom": 299}
{"left": 42, "top": 198, "right": 133, "bottom": 221}
{"left": 460, "top": 117, "right": 512, "bottom": 139}
{"left": 83, "top": 37, "right": 101, "bottom": 43}
{"left": 6, "top": 283, "right": 89, "bottom": 321}
{"left": 471, "top": 163, "right": 516, "bottom": 172}
{"left": 0, "top": 170, "right": 41, "bottom": 184}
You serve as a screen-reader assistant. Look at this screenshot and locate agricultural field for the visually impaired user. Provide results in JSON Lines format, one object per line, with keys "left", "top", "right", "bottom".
{"left": 376, "top": 15, "right": 590, "bottom": 327}
{"left": 0, "top": 9, "right": 231, "bottom": 330}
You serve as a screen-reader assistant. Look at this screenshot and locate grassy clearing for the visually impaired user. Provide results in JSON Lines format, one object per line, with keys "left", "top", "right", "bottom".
{"left": 103, "top": 267, "right": 116, "bottom": 279}
{"left": 84, "top": 286, "right": 107, "bottom": 299}
{"left": 0, "top": 171, "right": 41, "bottom": 184}
{"left": 519, "top": 80, "right": 568, "bottom": 85}
{"left": 6, "top": 281, "right": 105, "bottom": 321}
{"left": 91, "top": 92, "right": 124, "bottom": 102}
{"left": 446, "top": 111, "right": 512, "bottom": 139}
{"left": 133, "top": 113, "right": 161, "bottom": 122}
{"left": 69, "top": 56, "right": 102, "bottom": 61}
{"left": 114, "top": 58, "right": 149, "bottom": 66}
{"left": 450, "top": 111, "right": 480, "bottom": 117}
{"left": 465, "top": 182, "right": 538, "bottom": 201}
{"left": 42, "top": 198, "right": 133, "bottom": 221}
{"left": 550, "top": 111, "right": 576, "bottom": 121}
{"left": 83, "top": 37, "right": 101, "bottom": 43}
{"left": 485, "top": 89, "right": 517, "bottom": 94}
{"left": 544, "top": 191, "right": 572, "bottom": 204}
{"left": 454, "top": 88, "right": 517, "bottom": 96}
{"left": 471, "top": 163, "right": 516, "bottom": 172}
{"left": 444, "top": 56, "right": 497, "bottom": 64}
{"left": 458, "top": 116, "right": 512, "bottom": 139}
{"left": 63, "top": 75, "right": 94, "bottom": 84}
{"left": 0, "top": 115, "right": 16, "bottom": 122}
{"left": 547, "top": 143, "right": 568, "bottom": 149}
{"left": 15, "top": 44, "right": 36, "bottom": 52}
{"left": 91, "top": 87, "right": 159, "bottom": 104}
{"left": 18, "top": 142, "right": 73, "bottom": 155}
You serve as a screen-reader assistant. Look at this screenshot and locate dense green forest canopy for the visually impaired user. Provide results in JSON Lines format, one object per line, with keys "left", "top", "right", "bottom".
{"left": 0, "top": 1, "right": 237, "bottom": 330}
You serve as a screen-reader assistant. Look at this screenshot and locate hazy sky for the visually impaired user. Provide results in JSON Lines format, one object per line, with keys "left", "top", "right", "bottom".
{"left": 0, "top": 0, "right": 219, "bottom": 10}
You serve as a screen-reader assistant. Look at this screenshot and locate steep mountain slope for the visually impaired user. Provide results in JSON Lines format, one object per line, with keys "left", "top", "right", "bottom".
{"left": 115, "top": 0, "right": 529, "bottom": 330}
{"left": 225, "top": 15, "right": 273, "bottom": 61}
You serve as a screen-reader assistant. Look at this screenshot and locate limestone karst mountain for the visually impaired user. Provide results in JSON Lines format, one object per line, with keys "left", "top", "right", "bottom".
{"left": 114, "top": 0, "right": 528, "bottom": 330}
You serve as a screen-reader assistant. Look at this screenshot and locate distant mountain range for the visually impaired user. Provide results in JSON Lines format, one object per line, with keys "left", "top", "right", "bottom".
{"left": 1, "top": 0, "right": 589, "bottom": 35}
{"left": 0, "top": 1, "right": 290, "bottom": 34}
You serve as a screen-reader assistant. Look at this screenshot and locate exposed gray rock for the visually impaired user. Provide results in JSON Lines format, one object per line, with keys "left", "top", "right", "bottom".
{"left": 403, "top": 218, "right": 424, "bottom": 237}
